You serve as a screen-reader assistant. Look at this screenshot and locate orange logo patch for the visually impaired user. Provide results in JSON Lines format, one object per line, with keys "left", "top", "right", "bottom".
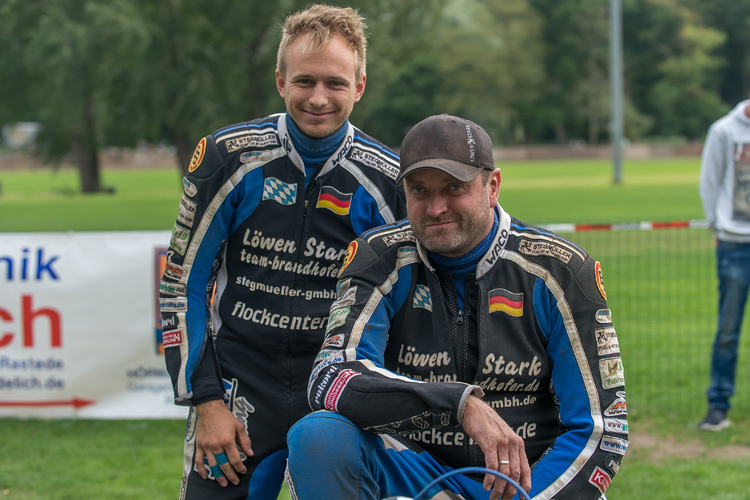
{"left": 188, "top": 138, "right": 206, "bottom": 172}
{"left": 339, "top": 241, "right": 358, "bottom": 277}
{"left": 595, "top": 261, "right": 607, "bottom": 300}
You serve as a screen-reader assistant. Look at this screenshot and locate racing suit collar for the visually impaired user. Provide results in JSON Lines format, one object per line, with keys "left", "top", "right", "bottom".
{"left": 416, "top": 204, "right": 509, "bottom": 278}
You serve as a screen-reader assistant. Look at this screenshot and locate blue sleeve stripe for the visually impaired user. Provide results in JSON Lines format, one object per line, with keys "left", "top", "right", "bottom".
{"left": 214, "top": 121, "right": 278, "bottom": 138}
{"left": 354, "top": 135, "right": 399, "bottom": 161}
{"left": 360, "top": 219, "right": 410, "bottom": 240}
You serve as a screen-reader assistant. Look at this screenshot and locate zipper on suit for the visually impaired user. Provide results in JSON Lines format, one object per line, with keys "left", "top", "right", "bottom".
{"left": 438, "top": 273, "right": 471, "bottom": 382}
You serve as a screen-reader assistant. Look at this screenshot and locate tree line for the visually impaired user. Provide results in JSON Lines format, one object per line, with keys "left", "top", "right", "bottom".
{"left": 1, "top": 0, "right": 748, "bottom": 192}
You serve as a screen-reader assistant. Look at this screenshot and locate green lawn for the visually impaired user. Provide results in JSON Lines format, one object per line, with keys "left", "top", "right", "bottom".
{"left": 2, "top": 157, "right": 749, "bottom": 499}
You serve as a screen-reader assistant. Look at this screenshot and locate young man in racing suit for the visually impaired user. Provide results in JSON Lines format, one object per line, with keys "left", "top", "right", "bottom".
{"left": 286, "top": 114, "right": 627, "bottom": 500}
{"left": 159, "top": 5, "right": 405, "bottom": 499}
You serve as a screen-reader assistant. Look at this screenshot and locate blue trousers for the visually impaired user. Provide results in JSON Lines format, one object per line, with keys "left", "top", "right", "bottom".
{"left": 285, "top": 411, "right": 492, "bottom": 500}
{"left": 707, "top": 241, "right": 750, "bottom": 410}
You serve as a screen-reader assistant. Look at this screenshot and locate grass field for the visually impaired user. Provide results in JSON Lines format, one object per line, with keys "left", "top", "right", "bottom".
{"left": 2, "top": 157, "right": 750, "bottom": 499}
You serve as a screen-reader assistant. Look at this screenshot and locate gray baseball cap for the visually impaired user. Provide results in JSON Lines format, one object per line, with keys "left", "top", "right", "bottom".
{"left": 397, "top": 114, "right": 495, "bottom": 184}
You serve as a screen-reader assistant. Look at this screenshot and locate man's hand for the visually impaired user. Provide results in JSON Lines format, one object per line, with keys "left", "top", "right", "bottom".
{"left": 462, "top": 395, "right": 531, "bottom": 500}
{"left": 194, "top": 399, "right": 254, "bottom": 487}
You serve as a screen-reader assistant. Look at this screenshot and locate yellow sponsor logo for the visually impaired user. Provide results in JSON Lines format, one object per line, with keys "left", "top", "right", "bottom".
{"left": 188, "top": 138, "right": 206, "bottom": 172}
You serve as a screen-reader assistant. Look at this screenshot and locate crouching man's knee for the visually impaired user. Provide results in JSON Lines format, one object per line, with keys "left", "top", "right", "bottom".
{"left": 286, "top": 411, "right": 380, "bottom": 500}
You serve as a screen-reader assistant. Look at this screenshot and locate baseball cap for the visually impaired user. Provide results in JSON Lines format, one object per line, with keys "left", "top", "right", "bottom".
{"left": 397, "top": 114, "right": 495, "bottom": 184}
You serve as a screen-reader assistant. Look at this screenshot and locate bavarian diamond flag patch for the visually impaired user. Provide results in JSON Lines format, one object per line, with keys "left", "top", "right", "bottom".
{"left": 262, "top": 177, "right": 297, "bottom": 205}
{"left": 413, "top": 284, "right": 432, "bottom": 311}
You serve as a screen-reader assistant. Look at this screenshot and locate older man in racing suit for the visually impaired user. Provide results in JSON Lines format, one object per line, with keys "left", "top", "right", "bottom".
{"left": 286, "top": 114, "right": 627, "bottom": 500}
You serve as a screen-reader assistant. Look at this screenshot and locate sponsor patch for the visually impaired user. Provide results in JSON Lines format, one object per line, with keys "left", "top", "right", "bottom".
{"left": 322, "top": 334, "right": 345, "bottom": 349}
{"left": 604, "top": 391, "right": 627, "bottom": 417}
{"left": 339, "top": 241, "right": 358, "bottom": 276}
{"left": 326, "top": 307, "right": 351, "bottom": 333}
{"left": 178, "top": 195, "right": 197, "bottom": 228}
{"left": 309, "top": 354, "right": 344, "bottom": 394}
{"left": 332, "top": 286, "right": 357, "bottom": 308}
{"left": 164, "top": 254, "right": 187, "bottom": 282}
{"left": 240, "top": 150, "right": 274, "bottom": 163}
{"left": 170, "top": 224, "right": 190, "bottom": 255}
{"left": 162, "top": 329, "right": 183, "bottom": 347}
{"left": 518, "top": 238, "right": 573, "bottom": 264}
{"left": 182, "top": 177, "right": 197, "bottom": 197}
{"left": 412, "top": 284, "right": 432, "bottom": 311}
{"left": 160, "top": 297, "right": 188, "bottom": 312}
{"left": 225, "top": 132, "right": 278, "bottom": 153}
{"left": 161, "top": 313, "right": 179, "bottom": 330}
{"left": 383, "top": 230, "right": 415, "bottom": 246}
{"left": 606, "top": 456, "right": 621, "bottom": 475}
{"left": 599, "top": 357, "right": 625, "bottom": 389}
{"left": 311, "top": 363, "right": 341, "bottom": 406}
{"left": 595, "top": 326, "right": 620, "bottom": 356}
{"left": 600, "top": 435, "right": 628, "bottom": 455}
{"left": 188, "top": 138, "right": 206, "bottom": 172}
{"left": 316, "top": 349, "right": 344, "bottom": 362}
{"left": 595, "top": 308, "right": 612, "bottom": 324}
{"left": 595, "top": 261, "right": 607, "bottom": 300}
{"left": 604, "top": 418, "right": 629, "bottom": 434}
{"left": 159, "top": 280, "right": 186, "bottom": 296}
{"left": 588, "top": 466, "right": 612, "bottom": 494}
{"left": 262, "top": 177, "right": 297, "bottom": 206}
{"left": 336, "top": 278, "right": 352, "bottom": 296}
{"left": 397, "top": 246, "right": 418, "bottom": 259}
{"left": 489, "top": 288, "right": 523, "bottom": 317}
{"left": 348, "top": 146, "right": 399, "bottom": 179}
{"left": 324, "top": 369, "right": 359, "bottom": 412}
{"left": 316, "top": 186, "right": 352, "bottom": 215}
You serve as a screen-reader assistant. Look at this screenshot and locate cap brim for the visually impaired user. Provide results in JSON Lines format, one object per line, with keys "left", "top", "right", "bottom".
{"left": 397, "top": 159, "right": 484, "bottom": 184}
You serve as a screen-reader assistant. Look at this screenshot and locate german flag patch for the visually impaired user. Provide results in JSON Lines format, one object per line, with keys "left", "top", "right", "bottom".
{"left": 316, "top": 186, "right": 352, "bottom": 215}
{"left": 489, "top": 288, "right": 523, "bottom": 317}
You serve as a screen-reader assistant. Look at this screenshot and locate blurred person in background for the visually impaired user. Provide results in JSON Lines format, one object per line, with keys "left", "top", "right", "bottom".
{"left": 699, "top": 97, "right": 750, "bottom": 431}
{"left": 159, "top": 4, "right": 405, "bottom": 498}
{"left": 286, "top": 114, "right": 627, "bottom": 500}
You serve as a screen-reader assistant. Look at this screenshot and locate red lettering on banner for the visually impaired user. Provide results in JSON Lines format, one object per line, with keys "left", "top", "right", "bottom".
{"left": 0, "top": 295, "right": 62, "bottom": 348}
{"left": 0, "top": 308, "right": 13, "bottom": 347}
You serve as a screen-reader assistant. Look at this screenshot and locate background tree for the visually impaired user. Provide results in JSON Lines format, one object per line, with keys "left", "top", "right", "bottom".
{"left": 3, "top": 0, "right": 750, "bottom": 190}
{"left": 130, "top": 0, "right": 310, "bottom": 174}
{"left": 0, "top": 0, "right": 148, "bottom": 193}
{"left": 623, "top": 0, "right": 726, "bottom": 140}
{"left": 347, "top": 0, "right": 445, "bottom": 146}
{"left": 436, "top": 0, "right": 545, "bottom": 145}
{"left": 525, "top": 0, "right": 611, "bottom": 144}
{"left": 687, "top": 0, "right": 750, "bottom": 105}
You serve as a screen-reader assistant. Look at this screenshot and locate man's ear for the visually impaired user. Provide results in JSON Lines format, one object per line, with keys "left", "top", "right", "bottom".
{"left": 275, "top": 70, "right": 286, "bottom": 98}
{"left": 353, "top": 75, "right": 366, "bottom": 103}
{"left": 489, "top": 169, "right": 501, "bottom": 201}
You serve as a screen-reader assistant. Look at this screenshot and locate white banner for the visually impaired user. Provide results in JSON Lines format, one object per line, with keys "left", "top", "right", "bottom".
{"left": 0, "top": 231, "right": 188, "bottom": 419}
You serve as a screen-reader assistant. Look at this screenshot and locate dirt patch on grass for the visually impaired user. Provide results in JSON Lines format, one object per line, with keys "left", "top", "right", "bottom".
{"left": 630, "top": 431, "right": 750, "bottom": 462}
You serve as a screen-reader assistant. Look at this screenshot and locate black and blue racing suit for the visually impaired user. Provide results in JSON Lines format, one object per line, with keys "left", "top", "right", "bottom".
{"left": 288, "top": 204, "right": 627, "bottom": 499}
{"left": 159, "top": 112, "right": 406, "bottom": 499}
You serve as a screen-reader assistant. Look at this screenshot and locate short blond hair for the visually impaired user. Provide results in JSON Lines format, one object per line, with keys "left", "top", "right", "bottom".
{"left": 277, "top": 4, "right": 367, "bottom": 82}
